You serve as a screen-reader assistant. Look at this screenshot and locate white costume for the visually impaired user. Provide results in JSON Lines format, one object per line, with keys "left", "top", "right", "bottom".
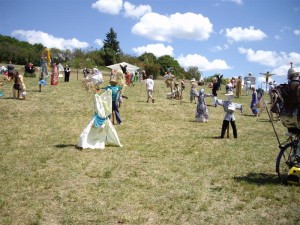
{"left": 77, "top": 89, "right": 122, "bottom": 149}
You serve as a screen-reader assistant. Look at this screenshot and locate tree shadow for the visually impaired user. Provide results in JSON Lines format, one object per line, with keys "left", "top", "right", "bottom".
{"left": 233, "top": 172, "right": 279, "bottom": 185}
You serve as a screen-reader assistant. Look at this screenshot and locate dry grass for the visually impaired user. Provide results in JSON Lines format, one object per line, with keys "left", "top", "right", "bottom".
{"left": 0, "top": 69, "right": 299, "bottom": 225}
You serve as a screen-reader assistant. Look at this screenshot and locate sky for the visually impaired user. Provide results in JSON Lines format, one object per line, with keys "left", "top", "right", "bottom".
{"left": 1, "top": 0, "right": 300, "bottom": 86}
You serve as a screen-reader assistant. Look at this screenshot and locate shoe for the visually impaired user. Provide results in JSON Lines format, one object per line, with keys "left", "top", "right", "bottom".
{"left": 213, "top": 136, "right": 223, "bottom": 139}
{"left": 152, "top": 99, "right": 154, "bottom": 103}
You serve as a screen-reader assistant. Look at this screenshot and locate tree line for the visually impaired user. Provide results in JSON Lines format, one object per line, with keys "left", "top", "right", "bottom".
{"left": 0, "top": 28, "right": 216, "bottom": 81}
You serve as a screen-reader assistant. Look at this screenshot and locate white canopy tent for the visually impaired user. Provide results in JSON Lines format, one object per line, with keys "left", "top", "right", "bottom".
{"left": 58, "top": 63, "right": 64, "bottom": 77}
{"left": 106, "top": 62, "right": 140, "bottom": 74}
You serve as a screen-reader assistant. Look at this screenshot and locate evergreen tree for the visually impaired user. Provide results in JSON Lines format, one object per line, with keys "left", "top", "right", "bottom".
{"left": 103, "top": 28, "right": 121, "bottom": 65}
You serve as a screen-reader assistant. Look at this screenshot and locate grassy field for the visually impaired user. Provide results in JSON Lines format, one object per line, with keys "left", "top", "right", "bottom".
{"left": 0, "top": 69, "right": 299, "bottom": 225}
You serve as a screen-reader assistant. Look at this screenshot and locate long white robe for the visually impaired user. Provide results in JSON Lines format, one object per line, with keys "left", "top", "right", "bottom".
{"left": 77, "top": 90, "right": 122, "bottom": 149}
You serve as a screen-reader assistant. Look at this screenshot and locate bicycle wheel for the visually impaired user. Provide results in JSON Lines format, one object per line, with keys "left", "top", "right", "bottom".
{"left": 276, "top": 143, "right": 296, "bottom": 184}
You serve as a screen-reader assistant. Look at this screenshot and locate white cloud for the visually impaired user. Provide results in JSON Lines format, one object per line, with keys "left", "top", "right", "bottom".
{"left": 210, "top": 44, "right": 229, "bottom": 52}
{"left": 176, "top": 54, "right": 231, "bottom": 71}
{"left": 274, "top": 35, "right": 281, "bottom": 40}
{"left": 132, "top": 43, "right": 174, "bottom": 57}
{"left": 123, "top": 1, "right": 151, "bottom": 19}
{"left": 94, "top": 39, "right": 104, "bottom": 47}
{"left": 11, "top": 30, "right": 89, "bottom": 50}
{"left": 294, "top": 30, "right": 300, "bottom": 36}
{"left": 238, "top": 47, "right": 300, "bottom": 75}
{"left": 225, "top": 26, "right": 267, "bottom": 42}
{"left": 222, "top": 0, "right": 243, "bottom": 5}
{"left": 92, "top": 0, "right": 123, "bottom": 15}
{"left": 132, "top": 12, "right": 213, "bottom": 42}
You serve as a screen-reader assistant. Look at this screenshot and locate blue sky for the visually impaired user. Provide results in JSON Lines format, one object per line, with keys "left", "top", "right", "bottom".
{"left": 1, "top": 0, "right": 300, "bottom": 85}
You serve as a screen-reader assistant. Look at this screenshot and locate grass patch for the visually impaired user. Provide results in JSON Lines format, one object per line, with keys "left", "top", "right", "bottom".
{"left": 0, "top": 71, "right": 299, "bottom": 224}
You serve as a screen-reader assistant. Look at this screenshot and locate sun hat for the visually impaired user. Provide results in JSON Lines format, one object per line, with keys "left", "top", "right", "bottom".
{"left": 109, "top": 79, "right": 118, "bottom": 86}
{"left": 225, "top": 91, "right": 234, "bottom": 95}
{"left": 191, "top": 78, "right": 196, "bottom": 82}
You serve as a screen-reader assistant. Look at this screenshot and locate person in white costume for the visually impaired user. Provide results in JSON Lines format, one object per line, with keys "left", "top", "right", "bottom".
{"left": 77, "top": 73, "right": 122, "bottom": 149}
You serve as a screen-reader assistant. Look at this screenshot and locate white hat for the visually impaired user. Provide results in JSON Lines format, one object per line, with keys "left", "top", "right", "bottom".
{"left": 225, "top": 91, "right": 234, "bottom": 96}
{"left": 91, "top": 73, "right": 103, "bottom": 85}
{"left": 191, "top": 78, "right": 196, "bottom": 82}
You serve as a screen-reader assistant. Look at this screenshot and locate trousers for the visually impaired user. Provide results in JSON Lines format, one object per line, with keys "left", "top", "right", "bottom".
{"left": 221, "top": 119, "right": 237, "bottom": 138}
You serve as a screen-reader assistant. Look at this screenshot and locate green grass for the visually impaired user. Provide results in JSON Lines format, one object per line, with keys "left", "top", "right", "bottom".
{"left": 0, "top": 70, "right": 299, "bottom": 225}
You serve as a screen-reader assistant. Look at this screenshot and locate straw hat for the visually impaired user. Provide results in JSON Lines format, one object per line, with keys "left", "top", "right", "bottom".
{"left": 109, "top": 79, "right": 118, "bottom": 86}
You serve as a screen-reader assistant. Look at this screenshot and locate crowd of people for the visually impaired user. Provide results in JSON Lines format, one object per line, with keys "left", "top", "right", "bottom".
{"left": 1, "top": 56, "right": 299, "bottom": 148}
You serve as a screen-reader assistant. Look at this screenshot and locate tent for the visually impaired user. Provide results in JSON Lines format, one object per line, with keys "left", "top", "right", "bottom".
{"left": 106, "top": 62, "right": 140, "bottom": 74}
{"left": 58, "top": 63, "right": 64, "bottom": 78}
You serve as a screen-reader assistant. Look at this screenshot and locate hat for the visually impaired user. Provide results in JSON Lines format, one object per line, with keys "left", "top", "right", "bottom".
{"left": 91, "top": 74, "right": 103, "bottom": 85}
{"left": 109, "top": 79, "right": 118, "bottom": 86}
{"left": 225, "top": 91, "right": 234, "bottom": 96}
{"left": 191, "top": 78, "right": 196, "bottom": 82}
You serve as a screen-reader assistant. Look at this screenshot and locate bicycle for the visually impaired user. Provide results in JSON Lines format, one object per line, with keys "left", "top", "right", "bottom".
{"left": 266, "top": 105, "right": 300, "bottom": 185}
{"left": 276, "top": 132, "right": 300, "bottom": 185}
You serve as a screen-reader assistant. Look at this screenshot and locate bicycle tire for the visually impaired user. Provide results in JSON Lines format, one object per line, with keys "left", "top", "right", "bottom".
{"left": 276, "top": 143, "right": 296, "bottom": 184}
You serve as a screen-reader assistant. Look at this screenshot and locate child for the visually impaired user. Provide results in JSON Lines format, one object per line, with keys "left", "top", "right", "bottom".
{"left": 12, "top": 71, "right": 26, "bottom": 100}
{"left": 105, "top": 79, "right": 123, "bottom": 125}
{"left": 216, "top": 91, "right": 243, "bottom": 138}
{"left": 190, "top": 78, "right": 197, "bottom": 103}
{"left": 146, "top": 75, "right": 155, "bottom": 103}
{"left": 250, "top": 86, "right": 259, "bottom": 116}
{"left": 195, "top": 89, "right": 212, "bottom": 122}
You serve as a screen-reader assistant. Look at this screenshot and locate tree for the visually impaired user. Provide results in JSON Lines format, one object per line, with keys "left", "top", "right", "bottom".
{"left": 157, "top": 55, "right": 182, "bottom": 77}
{"left": 186, "top": 66, "right": 201, "bottom": 81}
{"left": 138, "top": 52, "right": 157, "bottom": 64}
{"left": 103, "top": 28, "right": 121, "bottom": 65}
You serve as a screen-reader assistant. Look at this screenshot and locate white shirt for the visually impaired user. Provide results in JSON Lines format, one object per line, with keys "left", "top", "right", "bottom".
{"left": 146, "top": 78, "right": 154, "bottom": 90}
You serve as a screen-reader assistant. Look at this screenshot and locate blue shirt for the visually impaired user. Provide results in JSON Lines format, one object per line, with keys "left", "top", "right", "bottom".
{"left": 105, "top": 86, "right": 122, "bottom": 101}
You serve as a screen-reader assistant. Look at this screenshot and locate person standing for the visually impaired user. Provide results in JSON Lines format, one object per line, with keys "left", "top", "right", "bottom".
{"left": 12, "top": 71, "right": 26, "bottom": 100}
{"left": 250, "top": 86, "right": 259, "bottom": 116}
{"left": 235, "top": 76, "right": 242, "bottom": 98}
{"left": 7, "top": 60, "right": 14, "bottom": 80}
{"left": 146, "top": 75, "right": 155, "bottom": 103}
{"left": 212, "top": 77, "right": 218, "bottom": 107}
{"left": 195, "top": 89, "right": 212, "bottom": 122}
{"left": 245, "top": 77, "right": 251, "bottom": 96}
{"left": 190, "top": 78, "right": 198, "bottom": 103}
{"left": 51, "top": 63, "right": 59, "bottom": 85}
{"left": 64, "top": 65, "right": 70, "bottom": 82}
{"left": 105, "top": 79, "right": 123, "bottom": 125}
{"left": 216, "top": 91, "right": 243, "bottom": 138}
